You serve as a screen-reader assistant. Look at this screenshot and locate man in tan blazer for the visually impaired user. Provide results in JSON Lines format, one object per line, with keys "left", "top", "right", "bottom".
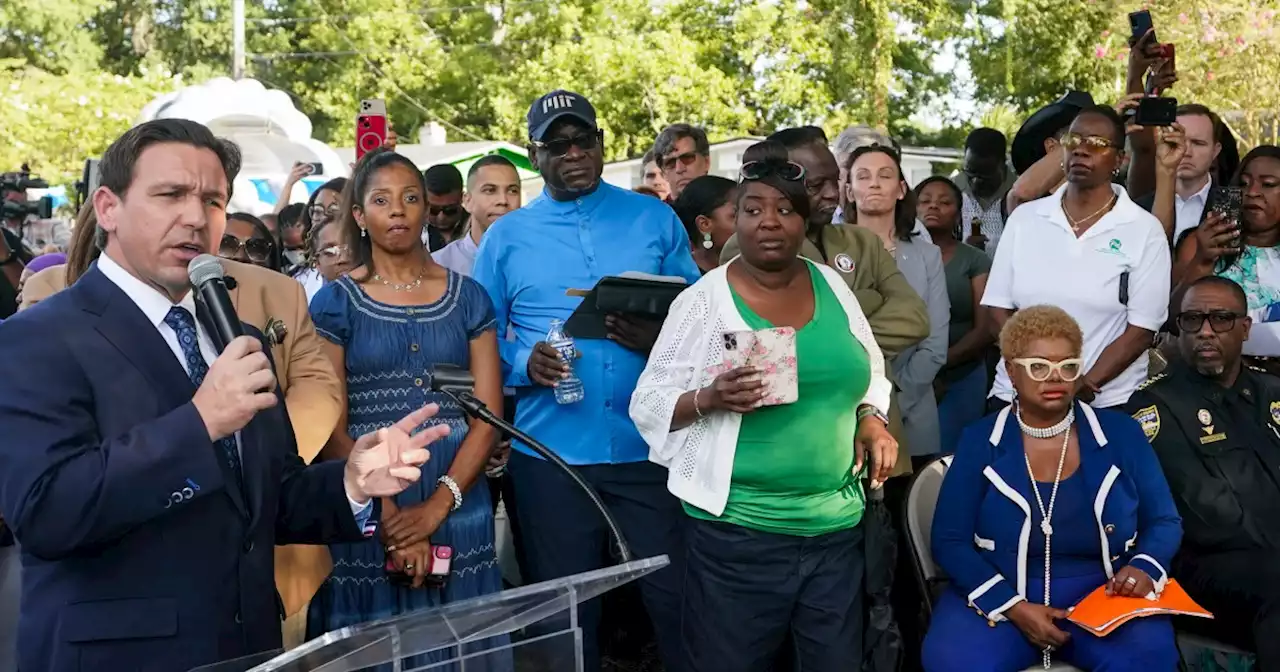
{"left": 20, "top": 257, "right": 340, "bottom": 647}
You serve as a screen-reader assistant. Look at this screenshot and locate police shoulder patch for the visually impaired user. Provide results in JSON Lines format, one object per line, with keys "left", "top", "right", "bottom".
{"left": 1135, "top": 373, "right": 1167, "bottom": 391}
{"left": 1132, "top": 405, "right": 1161, "bottom": 442}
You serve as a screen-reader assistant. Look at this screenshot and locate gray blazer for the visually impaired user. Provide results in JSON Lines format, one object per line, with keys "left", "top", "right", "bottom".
{"left": 891, "top": 235, "right": 951, "bottom": 457}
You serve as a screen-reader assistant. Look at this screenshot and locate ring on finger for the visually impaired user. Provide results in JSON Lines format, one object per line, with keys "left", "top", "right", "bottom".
{"left": 1124, "top": 576, "right": 1138, "bottom": 585}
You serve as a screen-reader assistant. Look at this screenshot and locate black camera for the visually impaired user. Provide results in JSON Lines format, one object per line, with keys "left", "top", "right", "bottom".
{"left": 1, "top": 165, "right": 53, "bottom": 221}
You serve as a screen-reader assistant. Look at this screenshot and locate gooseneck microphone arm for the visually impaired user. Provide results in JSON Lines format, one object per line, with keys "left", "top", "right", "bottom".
{"left": 431, "top": 367, "right": 634, "bottom": 563}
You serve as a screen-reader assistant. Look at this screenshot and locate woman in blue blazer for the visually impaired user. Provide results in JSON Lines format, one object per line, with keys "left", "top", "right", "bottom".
{"left": 922, "top": 305, "right": 1182, "bottom": 672}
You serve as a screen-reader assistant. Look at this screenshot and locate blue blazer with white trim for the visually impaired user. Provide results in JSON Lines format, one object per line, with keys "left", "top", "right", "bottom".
{"left": 930, "top": 402, "right": 1182, "bottom": 621}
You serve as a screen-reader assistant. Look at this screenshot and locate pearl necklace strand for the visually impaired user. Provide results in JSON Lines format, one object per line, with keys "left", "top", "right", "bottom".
{"left": 1017, "top": 405, "right": 1073, "bottom": 670}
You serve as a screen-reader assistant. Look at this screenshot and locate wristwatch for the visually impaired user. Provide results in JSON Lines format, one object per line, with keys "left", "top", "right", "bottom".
{"left": 857, "top": 405, "right": 889, "bottom": 427}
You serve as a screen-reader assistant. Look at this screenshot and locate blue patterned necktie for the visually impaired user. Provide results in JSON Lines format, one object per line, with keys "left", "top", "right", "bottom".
{"left": 164, "top": 306, "right": 244, "bottom": 484}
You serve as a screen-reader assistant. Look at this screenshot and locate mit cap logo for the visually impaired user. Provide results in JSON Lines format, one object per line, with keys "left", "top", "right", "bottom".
{"left": 542, "top": 93, "right": 579, "bottom": 113}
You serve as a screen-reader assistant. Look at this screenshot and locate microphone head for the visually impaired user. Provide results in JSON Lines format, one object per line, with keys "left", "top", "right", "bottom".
{"left": 188, "top": 254, "right": 226, "bottom": 287}
{"left": 431, "top": 364, "right": 475, "bottom": 393}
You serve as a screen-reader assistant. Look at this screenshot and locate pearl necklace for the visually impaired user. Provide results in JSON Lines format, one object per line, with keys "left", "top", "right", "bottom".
{"left": 1016, "top": 405, "right": 1074, "bottom": 438}
{"left": 1021, "top": 408, "right": 1073, "bottom": 670}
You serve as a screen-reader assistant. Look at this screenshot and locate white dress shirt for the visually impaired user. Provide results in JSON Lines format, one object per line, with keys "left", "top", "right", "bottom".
{"left": 982, "top": 184, "right": 1171, "bottom": 408}
{"left": 96, "top": 254, "right": 371, "bottom": 514}
{"left": 1174, "top": 176, "right": 1212, "bottom": 243}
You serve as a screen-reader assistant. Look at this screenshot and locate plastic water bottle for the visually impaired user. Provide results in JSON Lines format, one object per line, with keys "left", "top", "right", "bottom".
{"left": 546, "top": 318, "right": 584, "bottom": 405}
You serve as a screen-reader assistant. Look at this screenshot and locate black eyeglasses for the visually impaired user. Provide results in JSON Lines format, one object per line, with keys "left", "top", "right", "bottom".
{"left": 531, "top": 130, "right": 603, "bottom": 157}
{"left": 428, "top": 204, "right": 461, "bottom": 217}
{"left": 219, "top": 234, "right": 273, "bottom": 263}
{"left": 1176, "top": 310, "right": 1245, "bottom": 334}
{"left": 739, "top": 160, "right": 806, "bottom": 183}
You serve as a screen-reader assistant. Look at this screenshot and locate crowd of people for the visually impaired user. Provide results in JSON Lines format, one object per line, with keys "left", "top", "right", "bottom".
{"left": 0, "top": 26, "right": 1278, "bottom": 672}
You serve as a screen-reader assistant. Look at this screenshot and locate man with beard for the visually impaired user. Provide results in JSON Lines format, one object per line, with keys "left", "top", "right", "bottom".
{"left": 1124, "top": 276, "right": 1279, "bottom": 666}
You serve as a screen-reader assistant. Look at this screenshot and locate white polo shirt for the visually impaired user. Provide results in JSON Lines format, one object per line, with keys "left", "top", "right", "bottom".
{"left": 982, "top": 184, "right": 1171, "bottom": 408}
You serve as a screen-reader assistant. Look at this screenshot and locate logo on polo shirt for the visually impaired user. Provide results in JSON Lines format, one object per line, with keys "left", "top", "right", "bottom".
{"left": 1096, "top": 238, "right": 1126, "bottom": 256}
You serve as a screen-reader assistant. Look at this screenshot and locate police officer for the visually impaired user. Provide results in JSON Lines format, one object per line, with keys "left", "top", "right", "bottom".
{"left": 1124, "top": 275, "right": 1279, "bottom": 666}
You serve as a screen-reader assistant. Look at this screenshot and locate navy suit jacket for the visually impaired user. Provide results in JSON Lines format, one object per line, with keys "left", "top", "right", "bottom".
{"left": 0, "top": 267, "right": 368, "bottom": 672}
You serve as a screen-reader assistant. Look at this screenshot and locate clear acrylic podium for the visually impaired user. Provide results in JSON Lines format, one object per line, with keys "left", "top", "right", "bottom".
{"left": 190, "top": 555, "right": 668, "bottom": 672}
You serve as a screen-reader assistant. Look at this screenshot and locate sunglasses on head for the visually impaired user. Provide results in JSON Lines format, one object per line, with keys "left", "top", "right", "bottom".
{"left": 531, "top": 129, "right": 603, "bottom": 157}
{"left": 661, "top": 151, "right": 703, "bottom": 172}
{"left": 851, "top": 140, "right": 901, "bottom": 160}
{"left": 1060, "top": 133, "right": 1118, "bottom": 153}
{"left": 739, "top": 160, "right": 806, "bottom": 183}
{"left": 428, "top": 204, "right": 461, "bottom": 217}
{"left": 1176, "top": 310, "right": 1245, "bottom": 334}
{"left": 219, "top": 234, "right": 273, "bottom": 263}
{"left": 1011, "top": 357, "right": 1084, "bottom": 382}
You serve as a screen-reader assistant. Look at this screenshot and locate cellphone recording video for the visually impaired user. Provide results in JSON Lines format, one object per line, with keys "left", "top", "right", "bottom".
{"left": 1208, "top": 186, "right": 1244, "bottom": 238}
{"left": 1128, "top": 10, "right": 1155, "bottom": 47}
{"left": 721, "top": 327, "right": 798, "bottom": 407}
{"left": 356, "top": 99, "right": 388, "bottom": 161}
{"left": 1134, "top": 96, "right": 1177, "bottom": 127}
{"left": 305, "top": 162, "right": 324, "bottom": 176}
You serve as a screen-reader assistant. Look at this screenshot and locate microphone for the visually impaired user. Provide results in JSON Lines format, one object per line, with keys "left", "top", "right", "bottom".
{"left": 187, "top": 254, "right": 243, "bottom": 353}
{"left": 430, "top": 364, "right": 634, "bottom": 563}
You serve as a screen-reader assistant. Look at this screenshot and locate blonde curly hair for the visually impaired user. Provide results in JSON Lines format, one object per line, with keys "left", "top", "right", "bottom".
{"left": 999, "top": 305, "right": 1084, "bottom": 361}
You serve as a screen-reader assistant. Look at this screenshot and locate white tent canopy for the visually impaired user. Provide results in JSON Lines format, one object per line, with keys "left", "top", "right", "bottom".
{"left": 138, "top": 78, "right": 346, "bottom": 215}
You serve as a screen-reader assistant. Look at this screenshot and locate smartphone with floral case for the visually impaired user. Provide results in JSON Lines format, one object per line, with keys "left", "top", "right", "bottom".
{"left": 720, "top": 327, "right": 799, "bottom": 406}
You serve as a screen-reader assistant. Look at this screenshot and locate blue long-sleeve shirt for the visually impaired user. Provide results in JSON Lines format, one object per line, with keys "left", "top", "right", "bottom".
{"left": 472, "top": 183, "right": 701, "bottom": 465}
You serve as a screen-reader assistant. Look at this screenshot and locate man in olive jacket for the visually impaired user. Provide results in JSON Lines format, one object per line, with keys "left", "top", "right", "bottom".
{"left": 722, "top": 128, "right": 929, "bottom": 476}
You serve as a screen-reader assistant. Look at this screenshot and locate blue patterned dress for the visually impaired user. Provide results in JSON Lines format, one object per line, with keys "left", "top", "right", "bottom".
{"left": 306, "top": 272, "right": 505, "bottom": 665}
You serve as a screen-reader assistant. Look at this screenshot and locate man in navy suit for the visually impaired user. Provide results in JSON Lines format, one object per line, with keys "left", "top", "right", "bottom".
{"left": 0, "top": 119, "right": 450, "bottom": 672}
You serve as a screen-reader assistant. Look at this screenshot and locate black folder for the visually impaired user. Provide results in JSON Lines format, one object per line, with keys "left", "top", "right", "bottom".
{"left": 564, "top": 274, "right": 689, "bottom": 339}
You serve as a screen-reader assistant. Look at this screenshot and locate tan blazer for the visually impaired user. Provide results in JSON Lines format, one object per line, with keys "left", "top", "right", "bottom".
{"left": 17, "top": 265, "right": 65, "bottom": 311}
{"left": 21, "top": 261, "right": 341, "bottom": 618}
{"left": 222, "top": 260, "right": 342, "bottom": 619}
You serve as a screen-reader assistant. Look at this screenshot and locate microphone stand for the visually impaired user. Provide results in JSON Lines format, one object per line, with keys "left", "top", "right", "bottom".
{"left": 436, "top": 386, "right": 634, "bottom": 563}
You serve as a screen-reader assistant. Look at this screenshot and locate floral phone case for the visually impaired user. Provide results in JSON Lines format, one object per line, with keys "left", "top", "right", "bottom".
{"left": 716, "top": 327, "right": 799, "bottom": 406}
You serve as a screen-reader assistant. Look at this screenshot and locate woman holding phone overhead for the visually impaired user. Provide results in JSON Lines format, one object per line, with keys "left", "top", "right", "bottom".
{"left": 630, "top": 140, "right": 896, "bottom": 671}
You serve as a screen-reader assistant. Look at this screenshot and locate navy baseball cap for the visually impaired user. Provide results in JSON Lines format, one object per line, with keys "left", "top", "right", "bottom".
{"left": 527, "top": 90, "right": 597, "bottom": 141}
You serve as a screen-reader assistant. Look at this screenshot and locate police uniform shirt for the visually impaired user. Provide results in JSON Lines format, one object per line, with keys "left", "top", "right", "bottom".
{"left": 1125, "top": 362, "right": 1280, "bottom": 553}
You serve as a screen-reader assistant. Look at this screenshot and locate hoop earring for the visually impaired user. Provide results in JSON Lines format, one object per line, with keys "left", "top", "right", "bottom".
{"left": 701, "top": 231, "right": 713, "bottom": 250}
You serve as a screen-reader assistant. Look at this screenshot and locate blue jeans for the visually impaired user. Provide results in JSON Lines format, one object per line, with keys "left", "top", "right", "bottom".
{"left": 937, "top": 364, "right": 988, "bottom": 455}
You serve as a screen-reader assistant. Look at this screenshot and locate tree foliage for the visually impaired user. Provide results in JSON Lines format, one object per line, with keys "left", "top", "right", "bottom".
{"left": 2, "top": 0, "right": 1278, "bottom": 186}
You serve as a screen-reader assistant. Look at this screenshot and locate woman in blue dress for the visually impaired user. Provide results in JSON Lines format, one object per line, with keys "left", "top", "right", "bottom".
{"left": 307, "top": 149, "right": 506, "bottom": 666}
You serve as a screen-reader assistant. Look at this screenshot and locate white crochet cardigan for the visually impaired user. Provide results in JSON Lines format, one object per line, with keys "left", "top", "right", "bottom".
{"left": 629, "top": 259, "right": 893, "bottom": 516}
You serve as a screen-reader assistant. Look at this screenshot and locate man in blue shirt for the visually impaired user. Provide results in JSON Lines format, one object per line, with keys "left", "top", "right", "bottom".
{"left": 473, "top": 90, "right": 699, "bottom": 671}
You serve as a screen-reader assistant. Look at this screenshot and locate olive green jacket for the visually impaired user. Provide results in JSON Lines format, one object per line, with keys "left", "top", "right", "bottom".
{"left": 720, "top": 224, "right": 930, "bottom": 477}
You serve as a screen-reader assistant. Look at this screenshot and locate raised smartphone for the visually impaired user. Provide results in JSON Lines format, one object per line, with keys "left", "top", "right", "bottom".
{"left": 356, "top": 99, "right": 388, "bottom": 161}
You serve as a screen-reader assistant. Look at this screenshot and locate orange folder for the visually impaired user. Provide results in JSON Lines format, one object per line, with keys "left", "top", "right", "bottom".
{"left": 1068, "top": 579, "right": 1213, "bottom": 637}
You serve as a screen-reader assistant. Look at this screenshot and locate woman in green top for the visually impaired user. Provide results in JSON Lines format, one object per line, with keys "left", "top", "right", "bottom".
{"left": 630, "top": 140, "right": 897, "bottom": 672}
{"left": 916, "top": 176, "right": 995, "bottom": 454}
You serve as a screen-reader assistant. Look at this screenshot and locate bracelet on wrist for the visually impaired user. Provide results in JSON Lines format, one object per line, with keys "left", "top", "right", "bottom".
{"left": 693, "top": 388, "right": 706, "bottom": 419}
{"left": 437, "top": 475, "right": 462, "bottom": 511}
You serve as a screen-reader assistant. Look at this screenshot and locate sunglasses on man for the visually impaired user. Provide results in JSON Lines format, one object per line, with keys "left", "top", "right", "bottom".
{"left": 661, "top": 151, "right": 704, "bottom": 172}
{"left": 219, "top": 234, "right": 274, "bottom": 263}
{"left": 531, "top": 130, "right": 604, "bottom": 158}
{"left": 1176, "top": 310, "right": 1246, "bottom": 334}
{"left": 428, "top": 204, "right": 462, "bottom": 217}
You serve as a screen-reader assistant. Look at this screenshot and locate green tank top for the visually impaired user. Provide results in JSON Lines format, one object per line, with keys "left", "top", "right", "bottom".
{"left": 685, "top": 261, "right": 871, "bottom": 536}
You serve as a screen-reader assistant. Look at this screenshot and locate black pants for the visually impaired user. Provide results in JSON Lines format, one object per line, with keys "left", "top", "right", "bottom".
{"left": 1178, "top": 550, "right": 1279, "bottom": 668}
{"left": 507, "top": 452, "right": 684, "bottom": 672}
{"left": 682, "top": 518, "right": 865, "bottom": 672}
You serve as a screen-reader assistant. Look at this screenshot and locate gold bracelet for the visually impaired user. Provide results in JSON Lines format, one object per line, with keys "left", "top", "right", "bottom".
{"left": 693, "top": 388, "right": 705, "bottom": 419}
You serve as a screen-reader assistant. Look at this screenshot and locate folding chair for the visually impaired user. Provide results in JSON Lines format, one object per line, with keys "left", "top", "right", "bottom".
{"left": 903, "top": 455, "right": 1083, "bottom": 672}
